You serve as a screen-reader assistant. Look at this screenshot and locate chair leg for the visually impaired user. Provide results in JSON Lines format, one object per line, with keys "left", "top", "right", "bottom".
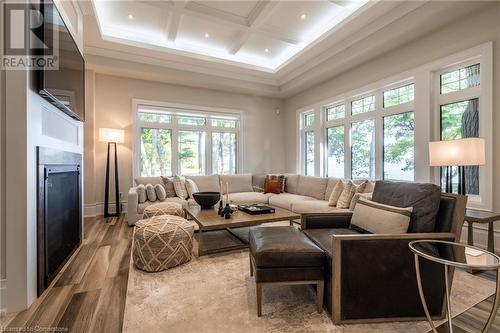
{"left": 256, "top": 283, "right": 262, "bottom": 317}
{"left": 249, "top": 255, "right": 254, "bottom": 277}
{"left": 316, "top": 281, "right": 324, "bottom": 314}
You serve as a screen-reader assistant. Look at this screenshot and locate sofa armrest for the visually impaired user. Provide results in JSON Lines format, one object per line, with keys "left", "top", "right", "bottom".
{"left": 330, "top": 232, "right": 455, "bottom": 323}
{"left": 127, "top": 187, "right": 139, "bottom": 216}
{"left": 301, "top": 212, "right": 352, "bottom": 229}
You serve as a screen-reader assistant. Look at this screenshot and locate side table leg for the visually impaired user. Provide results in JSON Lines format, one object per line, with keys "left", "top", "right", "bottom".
{"left": 488, "top": 222, "right": 495, "bottom": 254}
{"left": 482, "top": 268, "right": 500, "bottom": 333}
{"left": 468, "top": 221, "right": 474, "bottom": 246}
{"left": 444, "top": 264, "right": 453, "bottom": 333}
{"left": 414, "top": 254, "right": 437, "bottom": 333}
{"left": 198, "top": 229, "right": 204, "bottom": 256}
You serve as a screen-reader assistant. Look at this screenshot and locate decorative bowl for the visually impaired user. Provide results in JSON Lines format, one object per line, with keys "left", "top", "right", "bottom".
{"left": 192, "top": 192, "right": 221, "bottom": 209}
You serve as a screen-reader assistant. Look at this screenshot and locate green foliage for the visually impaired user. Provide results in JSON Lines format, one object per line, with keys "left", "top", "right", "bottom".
{"left": 351, "top": 120, "right": 375, "bottom": 178}
{"left": 383, "top": 112, "right": 414, "bottom": 173}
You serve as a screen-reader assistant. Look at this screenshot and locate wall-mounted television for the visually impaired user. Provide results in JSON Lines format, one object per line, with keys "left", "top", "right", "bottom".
{"left": 39, "top": 1, "right": 85, "bottom": 121}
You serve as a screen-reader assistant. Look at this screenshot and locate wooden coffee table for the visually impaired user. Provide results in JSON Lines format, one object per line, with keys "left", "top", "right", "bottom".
{"left": 184, "top": 205, "right": 300, "bottom": 256}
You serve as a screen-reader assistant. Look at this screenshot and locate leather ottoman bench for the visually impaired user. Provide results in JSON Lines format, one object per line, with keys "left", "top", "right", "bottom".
{"left": 248, "top": 226, "right": 325, "bottom": 316}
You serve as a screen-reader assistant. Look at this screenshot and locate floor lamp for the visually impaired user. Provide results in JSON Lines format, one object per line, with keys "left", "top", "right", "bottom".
{"left": 99, "top": 128, "right": 125, "bottom": 218}
{"left": 429, "top": 138, "right": 485, "bottom": 195}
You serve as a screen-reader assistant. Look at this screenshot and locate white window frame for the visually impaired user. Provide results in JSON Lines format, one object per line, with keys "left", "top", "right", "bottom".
{"left": 298, "top": 109, "right": 317, "bottom": 176}
{"left": 432, "top": 55, "right": 492, "bottom": 210}
{"left": 133, "top": 99, "right": 243, "bottom": 178}
{"left": 295, "top": 43, "right": 493, "bottom": 210}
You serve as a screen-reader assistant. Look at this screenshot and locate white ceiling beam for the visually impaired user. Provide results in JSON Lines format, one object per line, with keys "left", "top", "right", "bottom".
{"left": 167, "top": 13, "right": 182, "bottom": 42}
{"left": 228, "top": 1, "right": 280, "bottom": 55}
{"left": 327, "top": 0, "right": 352, "bottom": 8}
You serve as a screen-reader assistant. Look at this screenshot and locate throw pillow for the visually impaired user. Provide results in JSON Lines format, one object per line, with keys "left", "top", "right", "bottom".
{"left": 160, "top": 176, "right": 177, "bottom": 197}
{"left": 145, "top": 184, "right": 157, "bottom": 202}
{"left": 350, "top": 198, "right": 413, "bottom": 234}
{"left": 173, "top": 176, "right": 188, "bottom": 199}
{"left": 349, "top": 192, "right": 372, "bottom": 211}
{"left": 328, "top": 181, "right": 344, "bottom": 207}
{"left": 136, "top": 184, "right": 147, "bottom": 203}
{"left": 185, "top": 179, "right": 199, "bottom": 199}
{"left": 264, "top": 179, "right": 281, "bottom": 194}
{"left": 337, "top": 181, "right": 367, "bottom": 209}
{"left": 371, "top": 181, "right": 441, "bottom": 233}
{"left": 265, "top": 174, "right": 285, "bottom": 193}
{"left": 154, "top": 184, "right": 166, "bottom": 201}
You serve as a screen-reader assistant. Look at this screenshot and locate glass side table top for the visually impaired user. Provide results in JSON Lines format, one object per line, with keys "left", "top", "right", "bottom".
{"left": 409, "top": 240, "right": 500, "bottom": 270}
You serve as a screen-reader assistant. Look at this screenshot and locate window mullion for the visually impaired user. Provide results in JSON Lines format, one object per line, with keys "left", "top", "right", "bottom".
{"left": 375, "top": 91, "right": 383, "bottom": 180}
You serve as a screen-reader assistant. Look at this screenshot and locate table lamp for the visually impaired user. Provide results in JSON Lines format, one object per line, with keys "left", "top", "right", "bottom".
{"left": 99, "top": 128, "right": 125, "bottom": 218}
{"left": 429, "top": 138, "right": 485, "bottom": 195}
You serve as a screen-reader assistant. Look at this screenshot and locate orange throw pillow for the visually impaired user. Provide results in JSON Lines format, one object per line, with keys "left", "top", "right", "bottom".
{"left": 264, "top": 179, "right": 281, "bottom": 194}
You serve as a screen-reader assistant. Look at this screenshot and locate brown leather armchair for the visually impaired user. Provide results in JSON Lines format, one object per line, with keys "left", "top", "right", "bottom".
{"left": 301, "top": 189, "right": 467, "bottom": 324}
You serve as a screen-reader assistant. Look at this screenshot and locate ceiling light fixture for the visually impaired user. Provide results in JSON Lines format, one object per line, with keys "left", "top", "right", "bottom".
{"left": 264, "top": 48, "right": 269, "bottom": 53}
{"left": 127, "top": 14, "right": 134, "bottom": 20}
{"left": 204, "top": 33, "right": 210, "bottom": 38}
{"left": 300, "top": 13, "right": 307, "bottom": 20}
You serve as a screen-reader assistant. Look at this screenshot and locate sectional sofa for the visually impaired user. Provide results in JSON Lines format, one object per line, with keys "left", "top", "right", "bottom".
{"left": 127, "top": 173, "right": 373, "bottom": 226}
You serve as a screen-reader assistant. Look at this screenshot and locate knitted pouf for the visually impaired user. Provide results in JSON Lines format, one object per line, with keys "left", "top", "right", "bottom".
{"left": 142, "top": 202, "right": 185, "bottom": 219}
{"left": 133, "top": 215, "right": 194, "bottom": 272}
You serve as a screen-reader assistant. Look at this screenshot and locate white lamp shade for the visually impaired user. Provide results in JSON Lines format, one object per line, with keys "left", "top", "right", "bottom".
{"left": 429, "top": 138, "right": 485, "bottom": 166}
{"left": 99, "top": 128, "right": 125, "bottom": 143}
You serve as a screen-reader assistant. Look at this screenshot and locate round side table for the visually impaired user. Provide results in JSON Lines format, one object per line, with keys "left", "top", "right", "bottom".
{"left": 409, "top": 240, "right": 500, "bottom": 333}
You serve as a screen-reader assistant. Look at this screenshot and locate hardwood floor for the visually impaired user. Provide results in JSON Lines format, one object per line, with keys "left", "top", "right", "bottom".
{"left": 6, "top": 215, "right": 132, "bottom": 333}
{"left": 4, "top": 213, "right": 499, "bottom": 332}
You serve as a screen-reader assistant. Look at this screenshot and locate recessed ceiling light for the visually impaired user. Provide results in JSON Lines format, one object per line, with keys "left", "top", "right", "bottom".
{"left": 204, "top": 33, "right": 210, "bottom": 38}
{"left": 127, "top": 14, "right": 134, "bottom": 20}
{"left": 264, "top": 48, "right": 269, "bottom": 53}
{"left": 300, "top": 13, "right": 307, "bottom": 20}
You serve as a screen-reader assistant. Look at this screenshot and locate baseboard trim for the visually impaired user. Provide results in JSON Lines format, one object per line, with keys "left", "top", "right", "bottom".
{"left": 84, "top": 201, "right": 128, "bottom": 218}
{"left": 0, "top": 279, "right": 7, "bottom": 316}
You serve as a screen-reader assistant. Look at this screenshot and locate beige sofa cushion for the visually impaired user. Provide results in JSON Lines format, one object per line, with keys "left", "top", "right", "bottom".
{"left": 220, "top": 174, "right": 253, "bottom": 194}
{"left": 160, "top": 176, "right": 177, "bottom": 197}
{"left": 337, "top": 181, "right": 367, "bottom": 209}
{"left": 349, "top": 192, "right": 373, "bottom": 211}
{"left": 185, "top": 179, "right": 199, "bottom": 199}
{"left": 135, "top": 177, "right": 163, "bottom": 186}
{"left": 292, "top": 200, "right": 351, "bottom": 214}
{"left": 284, "top": 174, "right": 300, "bottom": 194}
{"left": 137, "top": 197, "right": 188, "bottom": 214}
{"left": 328, "top": 181, "right": 344, "bottom": 206}
{"left": 296, "top": 176, "right": 329, "bottom": 200}
{"left": 268, "top": 193, "right": 315, "bottom": 210}
{"left": 325, "top": 178, "right": 342, "bottom": 200}
{"left": 186, "top": 175, "right": 220, "bottom": 192}
{"left": 227, "top": 192, "right": 269, "bottom": 205}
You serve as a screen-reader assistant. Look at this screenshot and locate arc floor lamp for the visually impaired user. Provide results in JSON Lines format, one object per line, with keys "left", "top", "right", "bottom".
{"left": 429, "top": 137, "right": 485, "bottom": 195}
{"left": 99, "top": 128, "right": 125, "bottom": 218}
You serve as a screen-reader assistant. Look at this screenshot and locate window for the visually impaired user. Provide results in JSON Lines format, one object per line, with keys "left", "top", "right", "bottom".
{"left": 305, "top": 113, "right": 315, "bottom": 126}
{"left": 178, "top": 130, "right": 205, "bottom": 176}
{"left": 383, "top": 84, "right": 414, "bottom": 108}
{"left": 326, "top": 104, "right": 345, "bottom": 121}
{"left": 351, "top": 95, "right": 375, "bottom": 115}
{"left": 326, "top": 125, "right": 344, "bottom": 178}
{"left": 440, "top": 98, "right": 480, "bottom": 194}
{"left": 212, "top": 132, "right": 237, "bottom": 174}
{"left": 296, "top": 45, "right": 491, "bottom": 209}
{"left": 383, "top": 112, "right": 414, "bottom": 181}
{"left": 440, "top": 63, "right": 480, "bottom": 94}
{"left": 136, "top": 104, "right": 240, "bottom": 176}
{"left": 305, "top": 131, "right": 315, "bottom": 176}
{"left": 351, "top": 120, "right": 375, "bottom": 179}
{"left": 139, "top": 128, "right": 172, "bottom": 176}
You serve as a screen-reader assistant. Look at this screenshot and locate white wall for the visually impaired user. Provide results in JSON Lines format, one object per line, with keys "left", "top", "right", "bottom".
{"left": 84, "top": 73, "right": 285, "bottom": 215}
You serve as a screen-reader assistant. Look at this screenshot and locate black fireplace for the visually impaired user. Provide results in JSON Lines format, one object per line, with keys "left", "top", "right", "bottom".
{"left": 37, "top": 147, "right": 82, "bottom": 295}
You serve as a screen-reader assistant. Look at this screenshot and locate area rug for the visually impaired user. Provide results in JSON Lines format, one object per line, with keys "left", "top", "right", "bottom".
{"left": 123, "top": 247, "right": 495, "bottom": 333}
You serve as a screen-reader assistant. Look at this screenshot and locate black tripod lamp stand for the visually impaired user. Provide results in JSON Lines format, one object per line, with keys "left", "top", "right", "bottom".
{"left": 99, "top": 128, "right": 125, "bottom": 218}
{"left": 429, "top": 138, "right": 485, "bottom": 195}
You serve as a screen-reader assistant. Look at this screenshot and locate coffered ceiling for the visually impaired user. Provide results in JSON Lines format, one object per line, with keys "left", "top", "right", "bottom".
{"left": 90, "top": 0, "right": 370, "bottom": 71}
{"left": 80, "top": 1, "right": 491, "bottom": 98}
